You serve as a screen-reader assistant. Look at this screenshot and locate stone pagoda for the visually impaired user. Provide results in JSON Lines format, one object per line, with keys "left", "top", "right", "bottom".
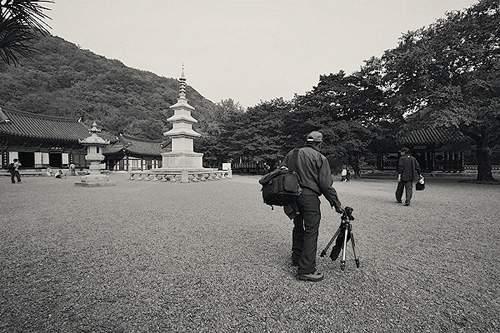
{"left": 129, "top": 68, "right": 231, "bottom": 183}
{"left": 75, "top": 122, "right": 114, "bottom": 186}
{"left": 161, "top": 67, "right": 204, "bottom": 170}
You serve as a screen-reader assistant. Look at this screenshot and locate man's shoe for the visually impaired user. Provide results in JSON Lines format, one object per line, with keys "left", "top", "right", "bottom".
{"left": 396, "top": 200, "right": 402, "bottom": 203}
{"left": 297, "top": 271, "right": 324, "bottom": 282}
{"left": 404, "top": 202, "right": 410, "bottom": 206}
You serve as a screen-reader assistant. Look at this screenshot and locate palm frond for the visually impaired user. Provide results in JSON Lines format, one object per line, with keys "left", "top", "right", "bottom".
{"left": 0, "top": 0, "right": 53, "bottom": 65}
{"left": 1, "top": 0, "right": 53, "bottom": 31}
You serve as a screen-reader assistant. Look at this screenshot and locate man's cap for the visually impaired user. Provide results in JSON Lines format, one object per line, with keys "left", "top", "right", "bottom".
{"left": 306, "top": 131, "right": 323, "bottom": 143}
{"left": 400, "top": 147, "right": 410, "bottom": 153}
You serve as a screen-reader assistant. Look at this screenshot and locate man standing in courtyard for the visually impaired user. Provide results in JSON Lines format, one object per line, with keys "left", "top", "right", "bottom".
{"left": 282, "top": 131, "right": 343, "bottom": 282}
{"left": 395, "top": 147, "right": 421, "bottom": 206}
{"left": 8, "top": 158, "right": 22, "bottom": 184}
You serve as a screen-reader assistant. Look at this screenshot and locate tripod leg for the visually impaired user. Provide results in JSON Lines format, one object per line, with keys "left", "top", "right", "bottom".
{"left": 340, "top": 226, "right": 349, "bottom": 271}
{"left": 320, "top": 226, "right": 341, "bottom": 257}
{"left": 350, "top": 232, "right": 360, "bottom": 268}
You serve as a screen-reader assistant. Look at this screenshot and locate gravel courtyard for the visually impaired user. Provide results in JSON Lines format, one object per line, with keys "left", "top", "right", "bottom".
{"left": 0, "top": 174, "right": 498, "bottom": 332}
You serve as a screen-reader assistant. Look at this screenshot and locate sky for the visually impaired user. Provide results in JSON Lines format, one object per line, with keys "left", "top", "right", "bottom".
{"left": 49, "top": 0, "right": 477, "bottom": 107}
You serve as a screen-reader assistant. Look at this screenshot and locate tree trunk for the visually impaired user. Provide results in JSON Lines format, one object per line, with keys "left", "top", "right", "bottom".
{"left": 349, "top": 154, "right": 361, "bottom": 178}
{"left": 476, "top": 139, "right": 494, "bottom": 181}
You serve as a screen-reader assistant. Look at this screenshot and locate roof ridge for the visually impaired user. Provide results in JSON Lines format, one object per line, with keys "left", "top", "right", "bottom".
{"left": 120, "top": 133, "right": 163, "bottom": 143}
{"left": 2, "top": 107, "right": 79, "bottom": 123}
{"left": 407, "top": 127, "right": 461, "bottom": 135}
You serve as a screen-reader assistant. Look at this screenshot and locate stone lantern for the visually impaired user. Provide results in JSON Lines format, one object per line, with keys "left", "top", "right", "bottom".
{"left": 75, "top": 121, "right": 113, "bottom": 186}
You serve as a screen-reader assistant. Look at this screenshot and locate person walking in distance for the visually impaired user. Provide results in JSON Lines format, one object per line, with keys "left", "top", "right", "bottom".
{"left": 340, "top": 165, "right": 348, "bottom": 182}
{"left": 8, "top": 158, "right": 22, "bottom": 184}
{"left": 395, "top": 147, "right": 421, "bottom": 206}
{"left": 281, "top": 131, "right": 344, "bottom": 282}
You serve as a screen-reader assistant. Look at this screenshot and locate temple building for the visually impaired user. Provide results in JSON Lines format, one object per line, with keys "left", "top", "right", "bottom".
{"left": 399, "top": 128, "right": 471, "bottom": 172}
{"left": 369, "top": 127, "right": 497, "bottom": 172}
{"left": 103, "top": 134, "right": 163, "bottom": 171}
{"left": 0, "top": 107, "right": 162, "bottom": 172}
{"left": 0, "top": 107, "right": 88, "bottom": 169}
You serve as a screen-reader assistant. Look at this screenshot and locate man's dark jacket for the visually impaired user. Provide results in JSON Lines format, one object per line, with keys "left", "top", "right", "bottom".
{"left": 282, "top": 145, "right": 342, "bottom": 209}
{"left": 398, "top": 154, "right": 421, "bottom": 182}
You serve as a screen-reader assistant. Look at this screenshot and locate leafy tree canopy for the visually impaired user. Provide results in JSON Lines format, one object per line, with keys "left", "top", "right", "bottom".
{"left": 381, "top": 0, "right": 500, "bottom": 180}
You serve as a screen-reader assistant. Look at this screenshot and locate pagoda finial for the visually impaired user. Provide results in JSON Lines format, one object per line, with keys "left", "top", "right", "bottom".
{"left": 178, "top": 64, "right": 187, "bottom": 100}
{"left": 90, "top": 121, "right": 101, "bottom": 133}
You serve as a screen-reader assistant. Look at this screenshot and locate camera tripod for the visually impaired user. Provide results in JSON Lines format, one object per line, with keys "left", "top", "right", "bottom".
{"left": 320, "top": 206, "right": 360, "bottom": 271}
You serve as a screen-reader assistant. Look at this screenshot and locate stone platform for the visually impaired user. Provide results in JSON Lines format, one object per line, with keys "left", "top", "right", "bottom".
{"left": 129, "top": 168, "right": 232, "bottom": 183}
{"left": 75, "top": 174, "right": 116, "bottom": 187}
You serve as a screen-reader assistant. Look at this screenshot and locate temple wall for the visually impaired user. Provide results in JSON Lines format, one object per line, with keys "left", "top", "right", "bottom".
{"left": 1, "top": 146, "right": 86, "bottom": 169}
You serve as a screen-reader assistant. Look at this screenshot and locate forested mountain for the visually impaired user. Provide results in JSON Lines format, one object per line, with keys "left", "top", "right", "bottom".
{"left": 0, "top": 35, "right": 216, "bottom": 140}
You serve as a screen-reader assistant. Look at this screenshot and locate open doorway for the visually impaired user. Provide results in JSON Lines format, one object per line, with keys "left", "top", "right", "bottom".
{"left": 18, "top": 152, "right": 35, "bottom": 168}
{"left": 49, "top": 153, "right": 62, "bottom": 168}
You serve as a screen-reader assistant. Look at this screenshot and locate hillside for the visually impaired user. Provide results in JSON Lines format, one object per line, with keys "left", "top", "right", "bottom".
{"left": 0, "top": 35, "right": 216, "bottom": 140}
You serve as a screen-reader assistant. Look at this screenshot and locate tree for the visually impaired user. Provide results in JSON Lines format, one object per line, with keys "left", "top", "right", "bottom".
{"left": 288, "top": 70, "right": 387, "bottom": 175}
{"left": 214, "top": 98, "right": 290, "bottom": 168}
{"left": 381, "top": 0, "right": 500, "bottom": 181}
{"left": 214, "top": 98, "right": 246, "bottom": 115}
{"left": 0, "top": 0, "right": 53, "bottom": 65}
{"left": 193, "top": 98, "right": 246, "bottom": 167}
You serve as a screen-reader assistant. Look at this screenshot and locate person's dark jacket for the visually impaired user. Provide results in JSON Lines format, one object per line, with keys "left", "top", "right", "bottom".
{"left": 398, "top": 154, "right": 421, "bottom": 182}
{"left": 282, "top": 145, "right": 342, "bottom": 209}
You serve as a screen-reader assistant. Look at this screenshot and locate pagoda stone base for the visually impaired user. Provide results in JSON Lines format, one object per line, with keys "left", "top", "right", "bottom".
{"left": 162, "top": 151, "right": 203, "bottom": 169}
{"left": 75, "top": 173, "right": 115, "bottom": 187}
{"left": 129, "top": 168, "right": 232, "bottom": 183}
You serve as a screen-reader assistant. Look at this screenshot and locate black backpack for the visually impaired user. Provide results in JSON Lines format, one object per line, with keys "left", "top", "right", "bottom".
{"left": 259, "top": 149, "right": 301, "bottom": 207}
{"left": 7, "top": 163, "right": 14, "bottom": 172}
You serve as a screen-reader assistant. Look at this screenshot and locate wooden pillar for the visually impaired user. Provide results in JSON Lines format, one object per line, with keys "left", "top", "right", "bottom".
{"left": 431, "top": 149, "right": 435, "bottom": 171}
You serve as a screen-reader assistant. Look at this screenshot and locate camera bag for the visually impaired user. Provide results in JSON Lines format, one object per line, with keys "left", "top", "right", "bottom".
{"left": 416, "top": 176, "right": 425, "bottom": 191}
{"left": 259, "top": 149, "right": 301, "bottom": 208}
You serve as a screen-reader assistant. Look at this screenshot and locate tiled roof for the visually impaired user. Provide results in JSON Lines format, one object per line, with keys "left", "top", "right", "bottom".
{"left": 103, "top": 134, "right": 163, "bottom": 157}
{"left": 102, "top": 142, "right": 125, "bottom": 155}
{"left": 0, "top": 108, "right": 90, "bottom": 142}
{"left": 399, "top": 128, "right": 468, "bottom": 146}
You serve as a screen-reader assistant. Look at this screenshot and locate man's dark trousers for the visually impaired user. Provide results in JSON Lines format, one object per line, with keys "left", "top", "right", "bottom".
{"left": 396, "top": 181, "right": 413, "bottom": 204}
{"left": 292, "top": 190, "right": 321, "bottom": 275}
{"left": 10, "top": 171, "right": 21, "bottom": 183}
